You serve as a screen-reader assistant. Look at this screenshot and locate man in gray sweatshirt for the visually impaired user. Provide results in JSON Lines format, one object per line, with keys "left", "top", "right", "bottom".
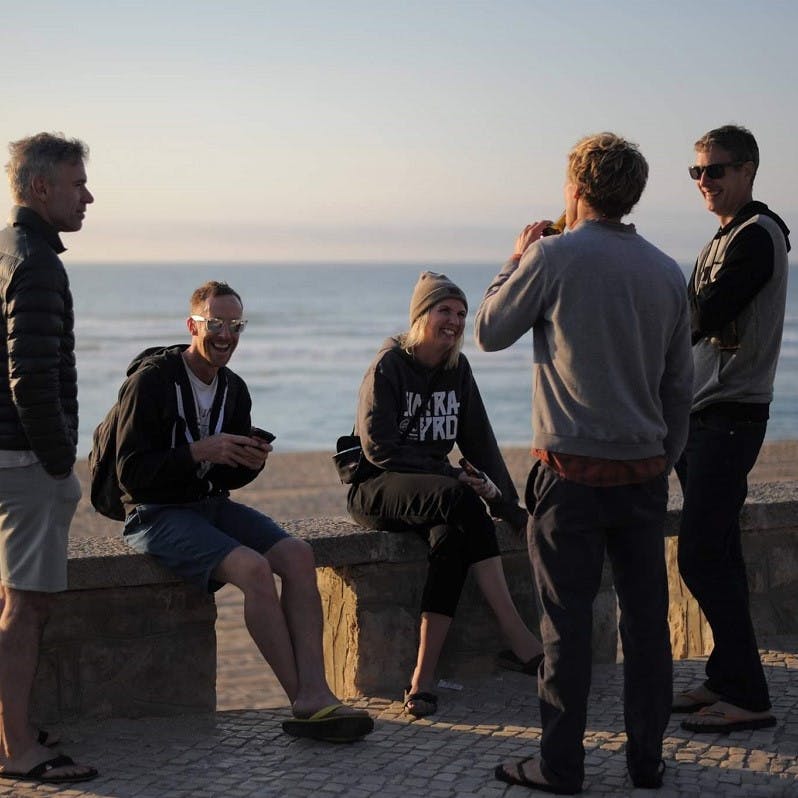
{"left": 673, "top": 125, "right": 789, "bottom": 734}
{"left": 476, "top": 132, "right": 693, "bottom": 793}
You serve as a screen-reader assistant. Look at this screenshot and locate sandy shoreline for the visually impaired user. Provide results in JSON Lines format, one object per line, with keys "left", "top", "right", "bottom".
{"left": 71, "top": 440, "right": 798, "bottom": 540}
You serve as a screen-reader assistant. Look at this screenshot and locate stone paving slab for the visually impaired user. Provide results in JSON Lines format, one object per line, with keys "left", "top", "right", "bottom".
{"left": 4, "top": 636, "right": 796, "bottom": 797}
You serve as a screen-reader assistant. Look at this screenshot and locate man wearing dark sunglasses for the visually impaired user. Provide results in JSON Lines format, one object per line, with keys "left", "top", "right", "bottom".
{"left": 114, "top": 280, "right": 374, "bottom": 743}
{"left": 674, "top": 125, "right": 790, "bottom": 733}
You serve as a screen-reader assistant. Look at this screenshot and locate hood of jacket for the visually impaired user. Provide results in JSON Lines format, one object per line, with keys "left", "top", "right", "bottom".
{"left": 719, "top": 201, "right": 791, "bottom": 252}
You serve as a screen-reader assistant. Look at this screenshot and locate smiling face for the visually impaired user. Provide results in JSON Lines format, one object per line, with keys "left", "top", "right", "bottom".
{"left": 34, "top": 159, "right": 93, "bottom": 232}
{"left": 417, "top": 298, "right": 467, "bottom": 365}
{"left": 184, "top": 293, "right": 244, "bottom": 382}
{"left": 694, "top": 144, "right": 754, "bottom": 225}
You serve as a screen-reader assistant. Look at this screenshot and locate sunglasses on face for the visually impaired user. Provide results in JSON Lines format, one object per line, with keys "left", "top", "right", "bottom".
{"left": 190, "top": 315, "right": 248, "bottom": 334}
{"left": 688, "top": 162, "right": 745, "bottom": 180}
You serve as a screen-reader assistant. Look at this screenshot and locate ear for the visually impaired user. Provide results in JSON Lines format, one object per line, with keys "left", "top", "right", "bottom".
{"left": 30, "top": 174, "right": 49, "bottom": 202}
{"left": 186, "top": 316, "right": 198, "bottom": 336}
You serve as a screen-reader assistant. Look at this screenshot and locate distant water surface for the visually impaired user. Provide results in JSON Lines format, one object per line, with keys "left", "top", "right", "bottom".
{"left": 70, "top": 262, "right": 798, "bottom": 457}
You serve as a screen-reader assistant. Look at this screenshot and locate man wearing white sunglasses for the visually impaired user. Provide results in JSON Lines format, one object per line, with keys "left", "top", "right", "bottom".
{"left": 674, "top": 125, "right": 790, "bottom": 733}
{"left": 116, "top": 280, "right": 374, "bottom": 743}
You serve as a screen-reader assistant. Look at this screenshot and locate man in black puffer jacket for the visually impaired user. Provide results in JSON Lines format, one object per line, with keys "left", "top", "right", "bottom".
{"left": 0, "top": 133, "right": 97, "bottom": 784}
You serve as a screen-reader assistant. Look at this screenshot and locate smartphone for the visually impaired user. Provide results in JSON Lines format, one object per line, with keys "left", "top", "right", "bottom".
{"left": 250, "top": 427, "right": 276, "bottom": 444}
{"left": 459, "top": 457, "right": 486, "bottom": 481}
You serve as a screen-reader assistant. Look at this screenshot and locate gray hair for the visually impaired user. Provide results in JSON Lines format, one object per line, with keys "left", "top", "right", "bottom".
{"left": 6, "top": 132, "right": 89, "bottom": 203}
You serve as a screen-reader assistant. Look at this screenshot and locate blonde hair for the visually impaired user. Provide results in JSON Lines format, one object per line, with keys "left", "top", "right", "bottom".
{"left": 399, "top": 310, "right": 463, "bottom": 370}
{"left": 567, "top": 132, "right": 648, "bottom": 219}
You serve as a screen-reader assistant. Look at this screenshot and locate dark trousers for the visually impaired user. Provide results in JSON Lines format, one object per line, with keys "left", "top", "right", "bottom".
{"left": 527, "top": 463, "right": 671, "bottom": 790}
{"left": 347, "top": 470, "right": 500, "bottom": 616}
{"left": 675, "top": 409, "right": 771, "bottom": 711}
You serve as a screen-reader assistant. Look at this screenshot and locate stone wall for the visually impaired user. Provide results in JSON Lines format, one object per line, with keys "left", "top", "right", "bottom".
{"left": 665, "top": 482, "right": 798, "bottom": 660}
{"left": 32, "top": 482, "right": 798, "bottom": 717}
{"left": 300, "top": 482, "right": 798, "bottom": 698}
{"left": 31, "top": 538, "right": 216, "bottom": 725}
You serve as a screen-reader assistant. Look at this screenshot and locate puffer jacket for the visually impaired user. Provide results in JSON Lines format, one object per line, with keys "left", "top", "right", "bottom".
{"left": 0, "top": 206, "right": 78, "bottom": 475}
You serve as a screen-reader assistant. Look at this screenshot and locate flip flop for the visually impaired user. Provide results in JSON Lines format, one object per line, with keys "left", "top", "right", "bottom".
{"left": 497, "top": 649, "right": 544, "bottom": 676}
{"left": 403, "top": 687, "right": 438, "bottom": 718}
{"left": 681, "top": 707, "right": 777, "bottom": 733}
{"left": 671, "top": 689, "right": 716, "bottom": 714}
{"left": 0, "top": 754, "right": 98, "bottom": 784}
{"left": 494, "top": 755, "right": 581, "bottom": 795}
{"left": 281, "top": 703, "right": 374, "bottom": 742}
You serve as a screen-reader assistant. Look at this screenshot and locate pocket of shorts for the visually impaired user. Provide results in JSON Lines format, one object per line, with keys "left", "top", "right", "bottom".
{"left": 54, "top": 470, "right": 82, "bottom": 504}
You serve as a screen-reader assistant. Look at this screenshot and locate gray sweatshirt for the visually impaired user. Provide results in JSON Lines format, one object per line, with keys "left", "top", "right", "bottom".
{"left": 475, "top": 220, "right": 693, "bottom": 467}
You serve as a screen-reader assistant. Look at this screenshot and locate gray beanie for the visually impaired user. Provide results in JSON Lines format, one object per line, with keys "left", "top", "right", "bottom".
{"left": 409, "top": 271, "right": 468, "bottom": 325}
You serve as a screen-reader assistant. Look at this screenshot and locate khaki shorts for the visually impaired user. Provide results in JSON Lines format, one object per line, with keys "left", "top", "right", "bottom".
{"left": 0, "top": 463, "right": 81, "bottom": 592}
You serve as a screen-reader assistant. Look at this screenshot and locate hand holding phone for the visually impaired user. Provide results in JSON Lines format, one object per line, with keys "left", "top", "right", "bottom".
{"left": 459, "top": 457, "right": 501, "bottom": 500}
{"left": 459, "top": 457, "right": 486, "bottom": 481}
{"left": 250, "top": 427, "right": 276, "bottom": 444}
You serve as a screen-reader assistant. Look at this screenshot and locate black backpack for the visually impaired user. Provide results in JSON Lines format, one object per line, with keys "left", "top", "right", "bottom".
{"left": 89, "top": 402, "right": 125, "bottom": 520}
{"left": 89, "top": 346, "right": 177, "bottom": 521}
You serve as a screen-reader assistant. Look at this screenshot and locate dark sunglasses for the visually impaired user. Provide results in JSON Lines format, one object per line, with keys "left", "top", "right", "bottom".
{"left": 688, "top": 162, "right": 745, "bottom": 180}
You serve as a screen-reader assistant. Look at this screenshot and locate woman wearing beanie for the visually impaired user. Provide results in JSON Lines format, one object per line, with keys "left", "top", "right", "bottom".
{"left": 346, "top": 271, "right": 543, "bottom": 717}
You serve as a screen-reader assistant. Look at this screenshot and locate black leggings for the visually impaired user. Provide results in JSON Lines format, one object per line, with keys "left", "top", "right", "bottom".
{"left": 347, "top": 470, "right": 500, "bottom": 616}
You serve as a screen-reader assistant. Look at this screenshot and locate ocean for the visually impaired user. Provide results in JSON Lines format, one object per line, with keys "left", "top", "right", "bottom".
{"left": 70, "top": 262, "right": 798, "bottom": 458}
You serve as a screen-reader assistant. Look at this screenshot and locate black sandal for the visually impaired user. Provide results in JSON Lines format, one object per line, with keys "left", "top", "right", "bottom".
{"left": 403, "top": 686, "right": 438, "bottom": 718}
{"left": 497, "top": 649, "right": 544, "bottom": 676}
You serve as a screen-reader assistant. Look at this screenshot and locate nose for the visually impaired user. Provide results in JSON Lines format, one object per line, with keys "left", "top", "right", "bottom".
{"left": 697, "top": 170, "right": 713, "bottom": 188}
{"left": 82, "top": 187, "right": 94, "bottom": 204}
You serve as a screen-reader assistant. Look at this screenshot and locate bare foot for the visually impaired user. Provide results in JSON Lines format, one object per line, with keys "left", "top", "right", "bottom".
{"left": 0, "top": 743, "right": 97, "bottom": 784}
{"left": 682, "top": 699, "right": 776, "bottom": 730}
{"left": 672, "top": 683, "right": 721, "bottom": 712}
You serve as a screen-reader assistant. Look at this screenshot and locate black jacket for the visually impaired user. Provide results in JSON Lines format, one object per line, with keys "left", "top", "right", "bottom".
{"left": 0, "top": 206, "right": 78, "bottom": 475}
{"left": 116, "top": 345, "right": 262, "bottom": 511}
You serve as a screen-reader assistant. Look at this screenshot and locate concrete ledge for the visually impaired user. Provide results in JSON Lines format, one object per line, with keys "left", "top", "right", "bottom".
{"left": 32, "top": 537, "right": 217, "bottom": 724}
{"left": 65, "top": 536, "right": 182, "bottom": 588}
{"left": 32, "top": 481, "right": 798, "bottom": 717}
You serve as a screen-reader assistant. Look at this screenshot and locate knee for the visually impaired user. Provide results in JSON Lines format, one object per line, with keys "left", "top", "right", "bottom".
{"left": 231, "top": 552, "right": 277, "bottom": 596}
{"left": 271, "top": 538, "right": 316, "bottom": 582}
{"left": 0, "top": 590, "right": 50, "bottom": 629}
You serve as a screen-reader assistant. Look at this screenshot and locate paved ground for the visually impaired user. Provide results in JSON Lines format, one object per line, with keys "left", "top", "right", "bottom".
{"left": 2, "top": 634, "right": 796, "bottom": 797}
{"left": 15, "top": 446, "right": 796, "bottom": 796}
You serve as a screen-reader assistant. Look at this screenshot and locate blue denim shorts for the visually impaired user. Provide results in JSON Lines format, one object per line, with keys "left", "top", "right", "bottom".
{"left": 123, "top": 496, "right": 289, "bottom": 592}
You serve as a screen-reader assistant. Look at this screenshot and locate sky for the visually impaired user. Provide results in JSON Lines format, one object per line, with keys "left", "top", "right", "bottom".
{"left": 2, "top": 0, "right": 796, "bottom": 265}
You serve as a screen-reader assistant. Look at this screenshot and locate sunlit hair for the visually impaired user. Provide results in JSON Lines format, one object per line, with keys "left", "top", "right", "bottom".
{"left": 6, "top": 132, "right": 89, "bottom": 204}
{"left": 695, "top": 124, "right": 759, "bottom": 179}
{"left": 399, "top": 309, "right": 463, "bottom": 370}
{"left": 567, "top": 132, "right": 648, "bottom": 219}
{"left": 190, "top": 281, "right": 243, "bottom": 313}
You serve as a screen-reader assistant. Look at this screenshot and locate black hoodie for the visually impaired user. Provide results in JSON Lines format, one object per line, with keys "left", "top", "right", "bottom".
{"left": 115, "top": 345, "right": 261, "bottom": 511}
{"left": 355, "top": 337, "right": 524, "bottom": 523}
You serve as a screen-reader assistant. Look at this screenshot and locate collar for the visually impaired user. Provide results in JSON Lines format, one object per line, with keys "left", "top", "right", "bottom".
{"left": 9, "top": 205, "right": 66, "bottom": 254}
{"left": 578, "top": 218, "right": 636, "bottom": 235}
{"left": 713, "top": 200, "right": 791, "bottom": 252}
{"left": 714, "top": 201, "right": 767, "bottom": 238}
